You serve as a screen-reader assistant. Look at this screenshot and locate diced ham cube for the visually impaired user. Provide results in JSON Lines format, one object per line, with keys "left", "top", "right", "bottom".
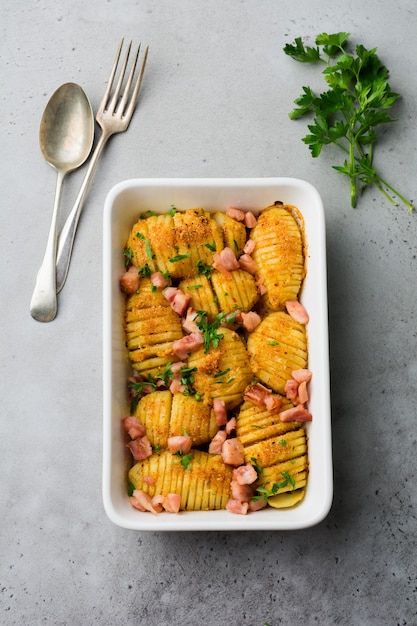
{"left": 167, "top": 435, "right": 192, "bottom": 455}
{"left": 130, "top": 490, "right": 160, "bottom": 515}
{"left": 225, "top": 416, "right": 237, "bottom": 436}
{"left": 208, "top": 430, "right": 227, "bottom": 454}
{"left": 285, "top": 300, "right": 310, "bottom": 324}
{"left": 126, "top": 436, "right": 153, "bottom": 461}
{"left": 244, "top": 211, "right": 257, "bottom": 228}
{"left": 226, "top": 499, "right": 249, "bottom": 515}
{"left": 263, "top": 393, "right": 282, "bottom": 413}
{"left": 213, "top": 399, "right": 227, "bottom": 426}
{"left": 213, "top": 247, "right": 240, "bottom": 272}
{"left": 233, "top": 463, "right": 258, "bottom": 485}
{"left": 230, "top": 480, "right": 254, "bottom": 502}
{"left": 248, "top": 498, "right": 267, "bottom": 512}
{"left": 150, "top": 271, "right": 168, "bottom": 289}
{"left": 279, "top": 406, "right": 313, "bottom": 422}
{"left": 172, "top": 332, "right": 204, "bottom": 360}
{"left": 120, "top": 266, "right": 139, "bottom": 294}
{"left": 291, "top": 369, "right": 313, "bottom": 383}
{"left": 221, "top": 438, "right": 245, "bottom": 466}
{"left": 238, "top": 253, "right": 258, "bottom": 275}
{"left": 284, "top": 378, "right": 299, "bottom": 402}
{"left": 243, "top": 238, "right": 256, "bottom": 254}
{"left": 122, "top": 415, "right": 145, "bottom": 440}
{"left": 162, "top": 493, "right": 181, "bottom": 513}
{"left": 226, "top": 207, "right": 245, "bottom": 222}
{"left": 241, "top": 311, "right": 261, "bottom": 332}
{"left": 297, "top": 380, "right": 309, "bottom": 404}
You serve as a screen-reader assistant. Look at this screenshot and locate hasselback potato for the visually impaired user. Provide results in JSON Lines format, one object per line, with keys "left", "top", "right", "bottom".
{"left": 251, "top": 203, "right": 305, "bottom": 311}
{"left": 129, "top": 450, "right": 233, "bottom": 510}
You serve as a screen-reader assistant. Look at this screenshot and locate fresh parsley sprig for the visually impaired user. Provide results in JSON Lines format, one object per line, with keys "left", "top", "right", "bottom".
{"left": 284, "top": 32, "right": 414, "bottom": 210}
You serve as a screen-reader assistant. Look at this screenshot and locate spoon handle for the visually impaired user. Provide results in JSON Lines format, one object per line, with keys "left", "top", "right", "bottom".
{"left": 55, "top": 130, "right": 110, "bottom": 293}
{"left": 30, "top": 170, "right": 66, "bottom": 322}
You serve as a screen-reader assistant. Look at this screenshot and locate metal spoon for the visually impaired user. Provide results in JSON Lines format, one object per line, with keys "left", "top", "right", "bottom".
{"left": 30, "top": 82, "right": 94, "bottom": 322}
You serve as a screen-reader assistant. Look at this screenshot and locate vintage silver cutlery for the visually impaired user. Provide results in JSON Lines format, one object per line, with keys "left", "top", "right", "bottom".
{"left": 30, "top": 83, "right": 94, "bottom": 322}
{"left": 55, "top": 39, "right": 149, "bottom": 293}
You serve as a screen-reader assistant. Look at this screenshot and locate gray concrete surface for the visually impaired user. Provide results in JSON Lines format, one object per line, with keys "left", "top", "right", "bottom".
{"left": 1, "top": 1, "right": 416, "bottom": 624}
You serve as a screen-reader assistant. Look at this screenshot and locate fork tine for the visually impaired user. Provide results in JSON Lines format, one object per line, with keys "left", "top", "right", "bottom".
{"left": 108, "top": 41, "right": 131, "bottom": 113}
{"left": 98, "top": 38, "right": 124, "bottom": 115}
{"left": 124, "top": 44, "right": 149, "bottom": 119}
{"left": 117, "top": 42, "right": 141, "bottom": 115}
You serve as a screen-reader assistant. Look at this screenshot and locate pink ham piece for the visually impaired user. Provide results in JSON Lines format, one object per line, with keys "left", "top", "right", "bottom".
{"left": 122, "top": 415, "right": 146, "bottom": 440}
{"left": 291, "top": 369, "right": 312, "bottom": 384}
{"left": 208, "top": 430, "right": 227, "bottom": 454}
{"left": 143, "top": 475, "right": 156, "bottom": 486}
{"left": 162, "top": 493, "right": 181, "bottom": 513}
{"left": 172, "top": 332, "right": 204, "bottom": 360}
{"left": 279, "top": 405, "right": 312, "bottom": 422}
{"left": 225, "top": 416, "right": 237, "bottom": 436}
{"left": 182, "top": 308, "right": 199, "bottom": 334}
{"left": 263, "top": 393, "right": 282, "bottom": 413}
{"left": 126, "top": 436, "right": 153, "bottom": 461}
{"left": 284, "top": 379, "right": 299, "bottom": 402}
{"left": 213, "top": 247, "right": 240, "bottom": 272}
{"left": 243, "top": 382, "right": 271, "bottom": 407}
{"left": 238, "top": 253, "right": 258, "bottom": 275}
{"left": 243, "top": 238, "right": 256, "bottom": 255}
{"left": 233, "top": 463, "right": 258, "bottom": 485}
{"left": 241, "top": 311, "right": 261, "bottom": 332}
{"left": 297, "top": 380, "right": 309, "bottom": 404}
{"left": 230, "top": 480, "right": 254, "bottom": 502}
{"left": 221, "top": 438, "right": 245, "bottom": 466}
{"left": 130, "top": 489, "right": 160, "bottom": 515}
{"left": 226, "top": 207, "right": 245, "bottom": 222}
{"left": 285, "top": 300, "right": 310, "bottom": 324}
{"left": 163, "top": 287, "right": 191, "bottom": 316}
{"left": 244, "top": 211, "right": 257, "bottom": 228}
{"left": 226, "top": 499, "right": 249, "bottom": 515}
{"left": 120, "top": 266, "right": 139, "bottom": 294}
{"left": 167, "top": 435, "right": 192, "bottom": 455}
{"left": 150, "top": 271, "right": 168, "bottom": 289}
{"left": 213, "top": 399, "right": 227, "bottom": 426}
{"left": 248, "top": 498, "right": 267, "bottom": 512}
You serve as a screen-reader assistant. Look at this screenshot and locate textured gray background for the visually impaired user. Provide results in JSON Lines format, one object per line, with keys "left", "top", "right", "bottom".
{"left": 1, "top": 1, "right": 416, "bottom": 625}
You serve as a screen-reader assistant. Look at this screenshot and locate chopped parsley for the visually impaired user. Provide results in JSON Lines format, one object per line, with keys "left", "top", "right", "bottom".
{"left": 123, "top": 247, "right": 133, "bottom": 267}
{"left": 173, "top": 451, "right": 194, "bottom": 470}
{"left": 205, "top": 242, "right": 217, "bottom": 252}
{"left": 169, "top": 253, "right": 191, "bottom": 263}
{"left": 253, "top": 471, "right": 296, "bottom": 502}
{"left": 195, "top": 311, "right": 225, "bottom": 353}
{"left": 196, "top": 260, "right": 213, "bottom": 278}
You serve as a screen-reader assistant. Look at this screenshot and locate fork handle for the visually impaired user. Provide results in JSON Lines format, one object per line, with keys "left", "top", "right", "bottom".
{"left": 55, "top": 129, "right": 111, "bottom": 293}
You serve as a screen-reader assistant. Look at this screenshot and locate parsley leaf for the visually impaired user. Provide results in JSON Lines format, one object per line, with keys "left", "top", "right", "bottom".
{"left": 195, "top": 311, "right": 225, "bottom": 353}
{"left": 284, "top": 32, "right": 414, "bottom": 210}
{"left": 252, "top": 471, "right": 296, "bottom": 502}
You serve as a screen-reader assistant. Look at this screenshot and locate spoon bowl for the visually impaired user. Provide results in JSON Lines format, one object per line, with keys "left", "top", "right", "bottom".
{"left": 30, "top": 82, "right": 94, "bottom": 322}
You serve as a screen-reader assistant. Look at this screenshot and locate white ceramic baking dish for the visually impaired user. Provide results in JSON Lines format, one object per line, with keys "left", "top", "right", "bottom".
{"left": 102, "top": 178, "right": 332, "bottom": 530}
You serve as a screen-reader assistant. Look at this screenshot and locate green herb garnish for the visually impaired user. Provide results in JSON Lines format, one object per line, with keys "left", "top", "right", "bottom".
{"left": 169, "top": 253, "right": 191, "bottom": 263}
{"left": 123, "top": 247, "right": 133, "bottom": 267}
{"left": 196, "top": 260, "right": 213, "bottom": 278}
{"left": 168, "top": 205, "right": 177, "bottom": 216}
{"left": 138, "top": 263, "right": 152, "bottom": 278}
{"left": 205, "top": 242, "right": 217, "bottom": 252}
{"left": 284, "top": 32, "right": 414, "bottom": 210}
{"left": 173, "top": 451, "right": 194, "bottom": 470}
{"left": 253, "top": 471, "right": 296, "bottom": 502}
{"left": 195, "top": 311, "right": 225, "bottom": 353}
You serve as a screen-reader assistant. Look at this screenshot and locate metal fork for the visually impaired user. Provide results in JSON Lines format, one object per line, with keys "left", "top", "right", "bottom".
{"left": 55, "top": 39, "right": 148, "bottom": 293}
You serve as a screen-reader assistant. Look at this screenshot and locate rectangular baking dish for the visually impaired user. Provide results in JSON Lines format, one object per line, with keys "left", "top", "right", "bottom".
{"left": 102, "top": 177, "right": 332, "bottom": 530}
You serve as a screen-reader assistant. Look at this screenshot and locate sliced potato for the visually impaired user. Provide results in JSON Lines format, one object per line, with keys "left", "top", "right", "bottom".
{"left": 211, "top": 268, "right": 259, "bottom": 314}
{"left": 251, "top": 203, "right": 305, "bottom": 311}
{"left": 268, "top": 488, "right": 305, "bottom": 509}
{"left": 128, "top": 450, "right": 232, "bottom": 511}
{"left": 246, "top": 311, "right": 308, "bottom": 394}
